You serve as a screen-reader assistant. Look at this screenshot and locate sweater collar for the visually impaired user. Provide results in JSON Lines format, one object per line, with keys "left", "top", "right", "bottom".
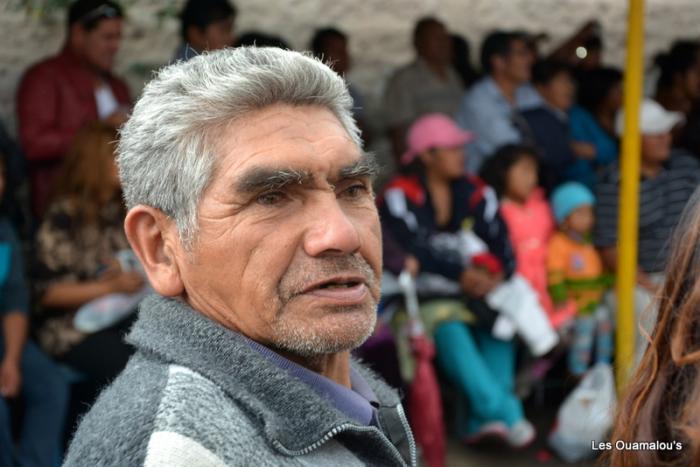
{"left": 126, "top": 294, "right": 402, "bottom": 453}
{"left": 245, "top": 336, "right": 379, "bottom": 426}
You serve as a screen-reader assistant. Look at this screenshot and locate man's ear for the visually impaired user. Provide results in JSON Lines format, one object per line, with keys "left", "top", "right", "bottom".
{"left": 124, "top": 206, "right": 184, "bottom": 297}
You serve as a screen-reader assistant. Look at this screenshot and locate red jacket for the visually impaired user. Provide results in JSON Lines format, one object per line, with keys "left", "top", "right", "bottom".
{"left": 16, "top": 47, "right": 131, "bottom": 214}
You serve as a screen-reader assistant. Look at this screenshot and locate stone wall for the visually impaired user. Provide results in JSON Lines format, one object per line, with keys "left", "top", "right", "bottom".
{"left": 0, "top": 0, "right": 697, "bottom": 141}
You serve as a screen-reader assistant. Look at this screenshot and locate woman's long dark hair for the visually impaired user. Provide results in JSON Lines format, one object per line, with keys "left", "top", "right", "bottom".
{"left": 608, "top": 186, "right": 700, "bottom": 466}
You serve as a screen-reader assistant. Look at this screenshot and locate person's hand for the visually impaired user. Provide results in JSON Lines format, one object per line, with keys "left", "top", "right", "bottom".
{"left": 460, "top": 267, "right": 500, "bottom": 298}
{"left": 97, "top": 257, "right": 123, "bottom": 281}
{"left": 103, "top": 110, "right": 129, "bottom": 129}
{"left": 108, "top": 271, "right": 145, "bottom": 294}
{"left": 0, "top": 358, "right": 21, "bottom": 398}
{"left": 571, "top": 141, "right": 596, "bottom": 161}
{"left": 403, "top": 255, "right": 420, "bottom": 277}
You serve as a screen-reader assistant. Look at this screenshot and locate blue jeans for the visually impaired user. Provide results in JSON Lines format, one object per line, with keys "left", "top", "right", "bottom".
{"left": 434, "top": 321, "right": 523, "bottom": 437}
{"left": 0, "top": 341, "right": 68, "bottom": 467}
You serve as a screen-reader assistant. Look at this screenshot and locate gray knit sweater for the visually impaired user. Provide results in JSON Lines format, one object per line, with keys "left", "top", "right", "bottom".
{"left": 63, "top": 295, "right": 416, "bottom": 466}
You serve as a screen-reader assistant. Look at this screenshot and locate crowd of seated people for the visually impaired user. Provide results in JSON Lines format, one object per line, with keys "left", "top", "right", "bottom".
{"left": 3, "top": 0, "right": 700, "bottom": 464}
{"left": 375, "top": 15, "right": 700, "bottom": 456}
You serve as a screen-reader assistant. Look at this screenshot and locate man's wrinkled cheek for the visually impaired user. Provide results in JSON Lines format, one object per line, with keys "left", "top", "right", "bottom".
{"left": 363, "top": 219, "right": 383, "bottom": 272}
{"left": 240, "top": 241, "right": 281, "bottom": 307}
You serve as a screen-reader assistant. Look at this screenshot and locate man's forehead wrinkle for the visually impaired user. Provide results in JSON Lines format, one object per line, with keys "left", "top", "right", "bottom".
{"left": 258, "top": 106, "right": 343, "bottom": 128}
{"left": 232, "top": 127, "right": 352, "bottom": 157}
{"left": 236, "top": 105, "right": 343, "bottom": 134}
{"left": 247, "top": 130, "right": 355, "bottom": 152}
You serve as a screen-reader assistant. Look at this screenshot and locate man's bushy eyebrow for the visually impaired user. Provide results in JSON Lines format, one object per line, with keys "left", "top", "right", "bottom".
{"left": 235, "top": 167, "right": 312, "bottom": 193}
{"left": 338, "top": 152, "right": 380, "bottom": 181}
{"left": 234, "top": 152, "right": 379, "bottom": 194}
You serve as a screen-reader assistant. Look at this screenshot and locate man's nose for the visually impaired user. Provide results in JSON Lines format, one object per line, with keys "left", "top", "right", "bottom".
{"left": 303, "top": 195, "right": 361, "bottom": 257}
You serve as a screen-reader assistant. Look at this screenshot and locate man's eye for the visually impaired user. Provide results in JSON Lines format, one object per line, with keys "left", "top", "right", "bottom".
{"left": 256, "top": 191, "right": 286, "bottom": 205}
{"left": 342, "top": 183, "right": 370, "bottom": 199}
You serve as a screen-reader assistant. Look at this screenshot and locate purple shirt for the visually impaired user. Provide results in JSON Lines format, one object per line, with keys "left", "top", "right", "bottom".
{"left": 246, "top": 338, "right": 379, "bottom": 426}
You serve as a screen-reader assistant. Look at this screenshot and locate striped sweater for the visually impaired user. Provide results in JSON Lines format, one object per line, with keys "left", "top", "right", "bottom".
{"left": 63, "top": 295, "right": 416, "bottom": 466}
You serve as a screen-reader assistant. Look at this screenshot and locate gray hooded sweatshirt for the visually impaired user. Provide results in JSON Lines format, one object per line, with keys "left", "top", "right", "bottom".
{"left": 63, "top": 295, "right": 417, "bottom": 466}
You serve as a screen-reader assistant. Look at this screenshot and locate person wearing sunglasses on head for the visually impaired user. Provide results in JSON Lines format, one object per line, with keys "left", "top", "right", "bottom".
{"left": 17, "top": 0, "right": 131, "bottom": 216}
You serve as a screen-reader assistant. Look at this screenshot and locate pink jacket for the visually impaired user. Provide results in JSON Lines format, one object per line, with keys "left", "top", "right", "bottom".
{"left": 500, "top": 189, "right": 555, "bottom": 318}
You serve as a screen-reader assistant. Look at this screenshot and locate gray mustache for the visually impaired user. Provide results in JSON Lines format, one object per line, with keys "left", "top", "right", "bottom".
{"left": 277, "top": 255, "right": 377, "bottom": 302}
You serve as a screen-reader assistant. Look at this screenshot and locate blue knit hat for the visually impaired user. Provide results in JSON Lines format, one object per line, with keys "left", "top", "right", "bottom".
{"left": 551, "top": 182, "right": 595, "bottom": 224}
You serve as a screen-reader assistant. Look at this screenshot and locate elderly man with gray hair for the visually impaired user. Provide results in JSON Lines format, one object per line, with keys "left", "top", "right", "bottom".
{"left": 63, "top": 47, "right": 416, "bottom": 467}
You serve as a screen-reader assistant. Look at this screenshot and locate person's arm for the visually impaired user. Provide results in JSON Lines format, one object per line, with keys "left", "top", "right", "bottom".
{"left": 0, "top": 224, "right": 30, "bottom": 397}
{"left": 594, "top": 174, "right": 621, "bottom": 266}
{"left": 592, "top": 137, "right": 619, "bottom": 166}
{"left": 42, "top": 280, "right": 115, "bottom": 309}
{"left": 379, "top": 189, "right": 464, "bottom": 281}
{"left": 600, "top": 245, "right": 657, "bottom": 292}
{"left": 458, "top": 96, "right": 521, "bottom": 160}
{"left": 42, "top": 270, "right": 144, "bottom": 309}
{"left": 570, "top": 108, "right": 619, "bottom": 166}
{"left": 1, "top": 312, "right": 27, "bottom": 397}
{"left": 571, "top": 141, "right": 597, "bottom": 160}
{"left": 569, "top": 107, "right": 597, "bottom": 160}
{"left": 2, "top": 312, "right": 27, "bottom": 366}
{"left": 599, "top": 246, "right": 617, "bottom": 272}
{"left": 547, "top": 237, "right": 569, "bottom": 305}
{"left": 34, "top": 202, "right": 144, "bottom": 311}
{"left": 469, "top": 183, "right": 517, "bottom": 278}
{"left": 17, "top": 65, "right": 78, "bottom": 162}
{"left": 594, "top": 170, "right": 651, "bottom": 292}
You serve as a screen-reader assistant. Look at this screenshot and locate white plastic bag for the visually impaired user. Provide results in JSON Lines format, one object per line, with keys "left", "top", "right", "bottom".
{"left": 548, "top": 362, "right": 617, "bottom": 462}
{"left": 73, "top": 249, "right": 151, "bottom": 333}
{"left": 486, "top": 274, "right": 559, "bottom": 356}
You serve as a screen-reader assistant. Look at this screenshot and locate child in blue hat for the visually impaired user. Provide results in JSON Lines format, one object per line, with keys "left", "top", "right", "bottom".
{"left": 547, "top": 182, "right": 613, "bottom": 376}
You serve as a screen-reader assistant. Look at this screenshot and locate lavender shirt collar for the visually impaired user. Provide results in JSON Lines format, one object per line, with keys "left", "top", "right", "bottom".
{"left": 245, "top": 337, "right": 379, "bottom": 426}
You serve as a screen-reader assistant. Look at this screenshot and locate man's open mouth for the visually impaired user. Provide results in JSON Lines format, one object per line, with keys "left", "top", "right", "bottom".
{"left": 316, "top": 279, "right": 363, "bottom": 289}
{"left": 297, "top": 276, "right": 369, "bottom": 305}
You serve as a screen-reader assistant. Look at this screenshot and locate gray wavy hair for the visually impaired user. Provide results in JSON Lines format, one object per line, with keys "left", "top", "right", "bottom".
{"left": 118, "top": 46, "right": 361, "bottom": 247}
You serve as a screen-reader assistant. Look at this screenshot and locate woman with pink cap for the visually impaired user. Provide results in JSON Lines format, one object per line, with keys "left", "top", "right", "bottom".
{"left": 379, "top": 113, "right": 535, "bottom": 447}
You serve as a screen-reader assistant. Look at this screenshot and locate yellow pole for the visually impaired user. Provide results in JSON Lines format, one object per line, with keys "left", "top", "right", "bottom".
{"left": 616, "top": 0, "right": 645, "bottom": 390}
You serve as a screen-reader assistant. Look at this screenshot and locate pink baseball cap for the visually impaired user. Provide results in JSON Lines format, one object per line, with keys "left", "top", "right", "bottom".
{"left": 401, "top": 113, "right": 475, "bottom": 165}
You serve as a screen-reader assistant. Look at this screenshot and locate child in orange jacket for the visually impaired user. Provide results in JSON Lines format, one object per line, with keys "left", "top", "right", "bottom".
{"left": 548, "top": 182, "right": 613, "bottom": 376}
